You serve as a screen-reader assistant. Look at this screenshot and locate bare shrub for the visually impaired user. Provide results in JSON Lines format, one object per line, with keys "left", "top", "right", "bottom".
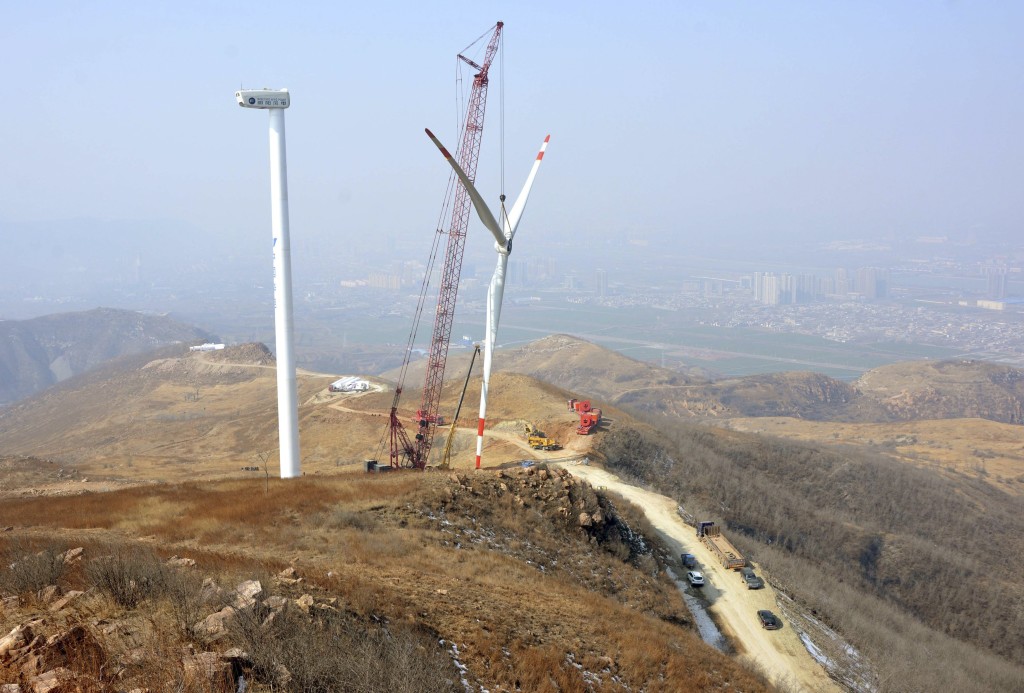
{"left": 0, "top": 541, "right": 67, "bottom": 595}
{"left": 163, "top": 567, "right": 207, "bottom": 640}
{"left": 229, "top": 601, "right": 458, "bottom": 692}
{"left": 86, "top": 545, "right": 167, "bottom": 608}
{"left": 323, "top": 508, "right": 377, "bottom": 531}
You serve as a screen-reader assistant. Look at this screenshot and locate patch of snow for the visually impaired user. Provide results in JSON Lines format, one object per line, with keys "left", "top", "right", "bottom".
{"left": 800, "top": 632, "right": 835, "bottom": 668}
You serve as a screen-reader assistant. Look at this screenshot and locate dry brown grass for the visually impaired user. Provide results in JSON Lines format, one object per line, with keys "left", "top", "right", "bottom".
{"left": 0, "top": 343, "right": 593, "bottom": 490}
{"left": 722, "top": 415, "right": 1024, "bottom": 495}
{"left": 0, "top": 471, "right": 770, "bottom": 692}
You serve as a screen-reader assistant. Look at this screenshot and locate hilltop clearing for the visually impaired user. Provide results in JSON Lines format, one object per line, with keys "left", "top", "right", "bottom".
{"left": 0, "top": 342, "right": 598, "bottom": 495}
{"left": 4, "top": 333, "right": 1024, "bottom": 690}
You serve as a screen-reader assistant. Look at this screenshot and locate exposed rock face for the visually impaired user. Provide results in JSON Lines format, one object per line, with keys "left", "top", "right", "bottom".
{"left": 0, "top": 624, "right": 32, "bottom": 658}
{"left": 195, "top": 606, "right": 236, "bottom": 643}
{"left": 27, "top": 668, "right": 73, "bottom": 693}
{"left": 231, "top": 580, "right": 263, "bottom": 610}
{"left": 60, "top": 548, "right": 83, "bottom": 565}
{"left": 48, "top": 591, "right": 84, "bottom": 613}
{"left": 435, "top": 466, "right": 648, "bottom": 563}
{"left": 166, "top": 556, "right": 196, "bottom": 568}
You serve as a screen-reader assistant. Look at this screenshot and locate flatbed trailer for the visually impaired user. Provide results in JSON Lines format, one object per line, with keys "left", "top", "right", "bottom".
{"left": 697, "top": 521, "right": 746, "bottom": 570}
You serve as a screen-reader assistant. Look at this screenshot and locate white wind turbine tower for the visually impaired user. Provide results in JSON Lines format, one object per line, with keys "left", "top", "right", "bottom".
{"left": 425, "top": 128, "right": 550, "bottom": 469}
{"left": 235, "top": 88, "right": 301, "bottom": 479}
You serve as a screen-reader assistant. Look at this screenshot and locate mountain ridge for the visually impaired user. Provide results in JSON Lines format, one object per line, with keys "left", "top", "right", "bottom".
{"left": 0, "top": 307, "right": 215, "bottom": 406}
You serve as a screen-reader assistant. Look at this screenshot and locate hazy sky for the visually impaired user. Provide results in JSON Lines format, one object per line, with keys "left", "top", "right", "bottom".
{"left": 3, "top": 1, "right": 1022, "bottom": 261}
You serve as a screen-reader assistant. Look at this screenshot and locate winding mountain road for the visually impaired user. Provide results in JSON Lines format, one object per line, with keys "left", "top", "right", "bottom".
{"left": 554, "top": 462, "right": 841, "bottom": 693}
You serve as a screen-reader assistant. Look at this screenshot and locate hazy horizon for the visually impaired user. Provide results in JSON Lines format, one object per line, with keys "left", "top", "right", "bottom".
{"left": 3, "top": 2, "right": 1023, "bottom": 378}
{"left": 4, "top": 3, "right": 1023, "bottom": 253}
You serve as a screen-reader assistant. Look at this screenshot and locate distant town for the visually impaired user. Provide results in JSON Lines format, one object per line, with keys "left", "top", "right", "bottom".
{"left": 3, "top": 228, "right": 1022, "bottom": 373}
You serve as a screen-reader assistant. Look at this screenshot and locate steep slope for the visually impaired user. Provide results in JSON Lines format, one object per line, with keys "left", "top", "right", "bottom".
{"left": 0, "top": 307, "right": 214, "bottom": 405}
{"left": 856, "top": 359, "right": 1024, "bottom": 423}
{"left": 595, "top": 419, "right": 1024, "bottom": 691}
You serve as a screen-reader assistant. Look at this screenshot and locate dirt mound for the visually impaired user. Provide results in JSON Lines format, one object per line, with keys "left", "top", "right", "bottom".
{"left": 205, "top": 343, "right": 275, "bottom": 366}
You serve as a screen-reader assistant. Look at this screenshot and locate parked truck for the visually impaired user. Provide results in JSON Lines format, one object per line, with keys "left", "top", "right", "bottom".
{"left": 697, "top": 521, "right": 746, "bottom": 570}
{"left": 576, "top": 409, "right": 602, "bottom": 435}
{"left": 568, "top": 398, "right": 603, "bottom": 435}
{"left": 567, "top": 398, "right": 592, "bottom": 413}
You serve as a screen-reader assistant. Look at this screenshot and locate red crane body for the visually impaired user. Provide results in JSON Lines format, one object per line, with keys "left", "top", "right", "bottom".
{"left": 387, "top": 22, "right": 503, "bottom": 469}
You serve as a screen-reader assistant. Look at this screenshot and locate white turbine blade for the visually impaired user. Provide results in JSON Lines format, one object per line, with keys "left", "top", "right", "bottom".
{"left": 425, "top": 128, "right": 505, "bottom": 248}
{"left": 475, "top": 252, "right": 507, "bottom": 468}
{"left": 504, "top": 134, "right": 550, "bottom": 240}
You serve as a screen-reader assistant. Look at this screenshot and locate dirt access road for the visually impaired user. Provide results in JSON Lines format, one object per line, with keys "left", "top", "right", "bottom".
{"left": 555, "top": 462, "right": 841, "bottom": 693}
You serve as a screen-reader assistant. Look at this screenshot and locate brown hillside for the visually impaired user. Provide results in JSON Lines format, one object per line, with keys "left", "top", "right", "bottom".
{"left": 0, "top": 342, "right": 600, "bottom": 496}
{"left": 856, "top": 359, "right": 1024, "bottom": 424}
{"left": 721, "top": 416, "right": 1024, "bottom": 496}
{"left": 389, "top": 334, "right": 698, "bottom": 406}
{"left": 385, "top": 335, "right": 1024, "bottom": 426}
{"left": 0, "top": 469, "right": 769, "bottom": 691}
{"left": 0, "top": 307, "right": 215, "bottom": 406}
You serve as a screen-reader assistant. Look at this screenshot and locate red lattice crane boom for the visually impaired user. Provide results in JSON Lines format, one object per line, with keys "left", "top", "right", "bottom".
{"left": 385, "top": 22, "right": 503, "bottom": 469}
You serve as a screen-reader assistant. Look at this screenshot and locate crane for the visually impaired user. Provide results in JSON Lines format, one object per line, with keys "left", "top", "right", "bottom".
{"left": 383, "top": 22, "right": 503, "bottom": 469}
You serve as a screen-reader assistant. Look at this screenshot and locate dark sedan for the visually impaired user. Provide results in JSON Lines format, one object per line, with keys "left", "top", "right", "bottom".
{"left": 757, "top": 610, "right": 782, "bottom": 630}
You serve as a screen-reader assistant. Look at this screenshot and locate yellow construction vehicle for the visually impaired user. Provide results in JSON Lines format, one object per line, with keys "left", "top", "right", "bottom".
{"left": 524, "top": 423, "right": 562, "bottom": 451}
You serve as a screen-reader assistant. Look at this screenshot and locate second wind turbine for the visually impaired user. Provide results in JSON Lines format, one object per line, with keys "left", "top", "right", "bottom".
{"left": 425, "top": 128, "right": 550, "bottom": 469}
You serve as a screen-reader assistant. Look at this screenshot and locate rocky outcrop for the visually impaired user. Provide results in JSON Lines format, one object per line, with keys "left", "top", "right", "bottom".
{"left": 437, "top": 466, "right": 650, "bottom": 563}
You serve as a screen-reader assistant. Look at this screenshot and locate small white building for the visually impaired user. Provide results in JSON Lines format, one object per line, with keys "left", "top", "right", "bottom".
{"left": 189, "top": 343, "right": 226, "bottom": 352}
{"left": 330, "top": 376, "right": 370, "bottom": 392}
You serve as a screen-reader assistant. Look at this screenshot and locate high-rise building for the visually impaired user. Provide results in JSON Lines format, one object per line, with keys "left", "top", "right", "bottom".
{"left": 986, "top": 266, "right": 1008, "bottom": 299}
{"left": 856, "top": 267, "right": 888, "bottom": 299}
{"left": 835, "top": 268, "right": 850, "bottom": 295}
{"left": 596, "top": 268, "right": 608, "bottom": 297}
{"left": 368, "top": 271, "right": 401, "bottom": 290}
{"left": 508, "top": 258, "right": 528, "bottom": 287}
{"left": 762, "top": 274, "right": 780, "bottom": 305}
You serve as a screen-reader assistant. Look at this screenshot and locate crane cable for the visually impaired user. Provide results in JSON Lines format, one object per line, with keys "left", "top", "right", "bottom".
{"left": 500, "top": 30, "right": 505, "bottom": 199}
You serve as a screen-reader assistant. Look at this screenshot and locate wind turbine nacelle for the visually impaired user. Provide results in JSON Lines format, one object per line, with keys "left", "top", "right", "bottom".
{"left": 236, "top": 89, "right": 290, "bottom": 109}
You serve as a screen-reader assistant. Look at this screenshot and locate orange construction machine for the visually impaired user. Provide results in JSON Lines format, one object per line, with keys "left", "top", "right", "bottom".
{"left": 567, "top": 398, "right": 602, "bottom": 435}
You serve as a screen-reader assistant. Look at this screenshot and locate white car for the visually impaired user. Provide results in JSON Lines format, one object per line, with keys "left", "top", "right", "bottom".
{"left": 686, "top": 570, "right": 705, "bottom": 587}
